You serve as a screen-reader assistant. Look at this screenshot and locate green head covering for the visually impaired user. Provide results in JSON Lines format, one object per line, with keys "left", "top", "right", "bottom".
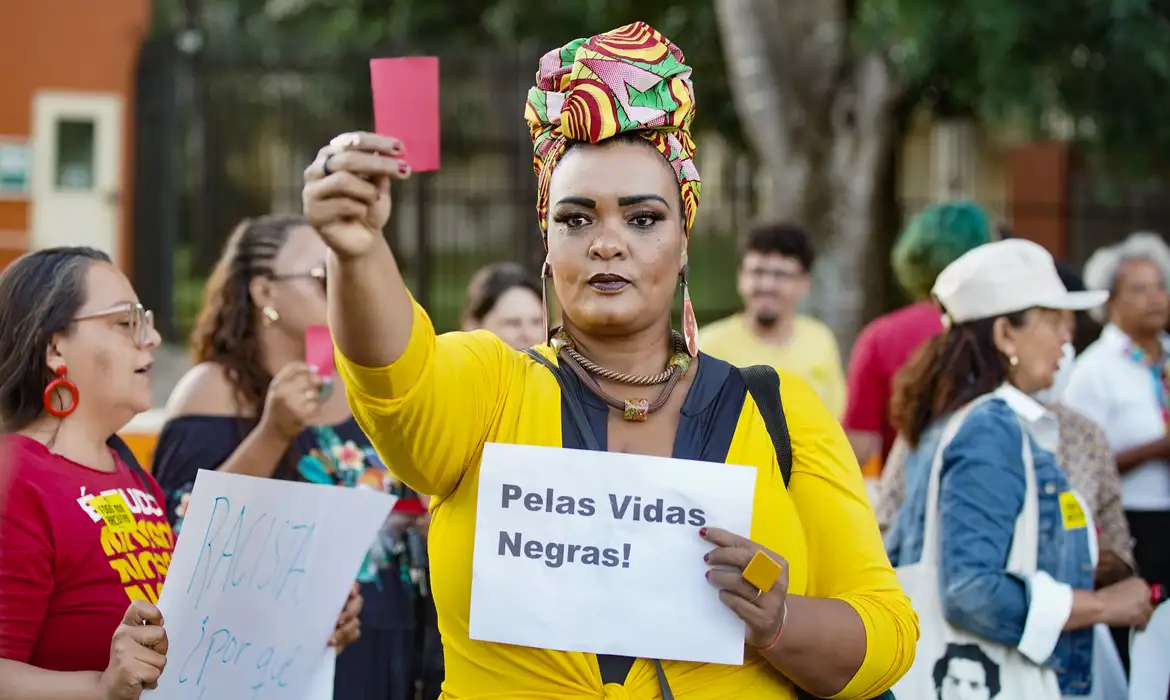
{"left": 892, "top": 199, "right": 994, "bottom": 301}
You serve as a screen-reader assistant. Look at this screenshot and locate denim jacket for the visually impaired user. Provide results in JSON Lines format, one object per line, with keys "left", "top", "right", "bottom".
{"left": 885, "top": 386, "right": 1095, "bottom": 696}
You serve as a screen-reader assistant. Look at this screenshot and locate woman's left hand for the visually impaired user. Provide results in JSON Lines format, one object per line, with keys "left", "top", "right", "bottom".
{"left": 701, "top": 527, "right": 789, "bottom": 648}
{"left": 328, "top": 584, "right": 363, "bottom": 651}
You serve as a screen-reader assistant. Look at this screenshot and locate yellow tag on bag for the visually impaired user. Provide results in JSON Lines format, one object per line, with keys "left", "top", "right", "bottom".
{"left": 1059, "top": 491, "right": 1088, "bottom": 531}
{"left": 92, "top": 492, "right": 138, "bottom": 533}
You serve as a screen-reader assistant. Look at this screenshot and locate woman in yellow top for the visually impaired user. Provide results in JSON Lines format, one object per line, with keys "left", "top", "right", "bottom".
{"left": 300, "top": 22, "right": 916, "bottom": 700}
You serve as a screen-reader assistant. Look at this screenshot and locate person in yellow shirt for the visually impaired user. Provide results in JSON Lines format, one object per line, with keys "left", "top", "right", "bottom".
{"left": 701, "top": 223, "right": 846, "bottom": 417}
{"left": 301, "top": 22, "right": 916, "bottom": 700}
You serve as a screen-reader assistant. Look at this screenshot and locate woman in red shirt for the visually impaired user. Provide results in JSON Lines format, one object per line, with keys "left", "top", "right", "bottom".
{"left": 0, "top": 247, "right": 360, "bottom": 699}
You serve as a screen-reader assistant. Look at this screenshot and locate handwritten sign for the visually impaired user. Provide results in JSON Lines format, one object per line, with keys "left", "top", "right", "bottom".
{"left": 468, "top": 443, "right": 756, "bottom": 665}
{"left": 146, "top": 471, "right": 396, "bottom": 700}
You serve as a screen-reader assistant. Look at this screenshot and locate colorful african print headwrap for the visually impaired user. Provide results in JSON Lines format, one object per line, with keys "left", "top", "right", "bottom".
{"left": 524, "top": 22, "right": 701, "bottom": 244}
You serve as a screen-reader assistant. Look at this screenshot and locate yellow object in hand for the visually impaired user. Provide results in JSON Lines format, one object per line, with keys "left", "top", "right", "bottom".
{"left": 742, "top": 550, "right": 784, "bottom": 593}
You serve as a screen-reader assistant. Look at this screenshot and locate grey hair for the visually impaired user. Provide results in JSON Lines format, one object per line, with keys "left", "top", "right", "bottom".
{"left": 1083, "top": 232, "right": 1170, "bottom": 322}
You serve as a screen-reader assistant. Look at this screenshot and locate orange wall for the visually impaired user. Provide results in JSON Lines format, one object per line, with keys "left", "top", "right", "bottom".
{"left": 0, "top": 0, "right": 150, "bottom": 273}
{"left": 1008, "top": 141, "right": 1070, "bottom": 258}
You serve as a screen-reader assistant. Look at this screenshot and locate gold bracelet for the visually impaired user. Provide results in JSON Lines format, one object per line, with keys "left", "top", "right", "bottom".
{"left": 754, "top": 600, "right": 788, "bottom": 652}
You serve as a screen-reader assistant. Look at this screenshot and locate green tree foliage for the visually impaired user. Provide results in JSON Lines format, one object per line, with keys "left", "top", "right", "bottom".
{"left": 860, "top": 0, "right": 1170, "bottom": 173}
{"left": 162, "top": 0, "right": 1170, "bottom": 170}
{"left": 161, "top": 0, "right": 743, "bottom": 143}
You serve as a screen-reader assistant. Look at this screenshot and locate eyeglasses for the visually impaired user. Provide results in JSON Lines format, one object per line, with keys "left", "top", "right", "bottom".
{"left": 743, "top": 267, "right": 806, "bottom": 283}
{"left": 74, "top": 302, "right": 155, "bottom": 347}
{"left": 271, "top": 267, "right": 327, "bottom": 293}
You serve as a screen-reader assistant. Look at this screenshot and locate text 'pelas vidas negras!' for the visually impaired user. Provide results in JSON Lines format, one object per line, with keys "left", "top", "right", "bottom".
{"left": 495, "top": 484, "right": 706, "bottom": 570}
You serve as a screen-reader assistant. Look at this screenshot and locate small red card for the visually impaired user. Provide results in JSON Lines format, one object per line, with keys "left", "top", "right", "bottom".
{"left": 392, "top": 497, "right": 428, "bottom": 516}
{"left": 305, "top": 325, "right": 335, "bottom": 378}
{"left": 370, "top": 57, "right": 440, "bottom": 172}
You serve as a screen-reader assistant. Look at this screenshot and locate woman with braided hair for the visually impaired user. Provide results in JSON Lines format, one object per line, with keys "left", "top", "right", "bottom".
{"left": 302, "top": 23, "right": 915, "bottom": 699}
{"left": 151, "top": 215, "right": 417, "bottom": 700}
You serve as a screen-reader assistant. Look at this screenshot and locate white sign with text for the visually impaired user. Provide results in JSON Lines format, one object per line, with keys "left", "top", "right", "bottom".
{"left": 146, "top": 471, "right": 396, "bottom": 700}
{"left": 468, "top": 443, "right": 757, "bottom": 666}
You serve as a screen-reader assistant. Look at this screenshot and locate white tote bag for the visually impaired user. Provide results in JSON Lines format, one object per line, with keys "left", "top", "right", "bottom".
{"left": 1130, "top": 604, "right": 1170, "bottom": 700}
{"left": 891, "top": 398, "right": 1062, "bottom": 700}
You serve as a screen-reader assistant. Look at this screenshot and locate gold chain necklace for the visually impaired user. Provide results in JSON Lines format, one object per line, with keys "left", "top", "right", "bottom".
{"left": 551, "top": 328, "right": 693, "bottom": 421}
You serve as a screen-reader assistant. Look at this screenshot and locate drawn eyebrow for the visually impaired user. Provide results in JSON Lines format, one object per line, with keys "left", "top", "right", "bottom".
{"left": 617, "top": 194, "right": 669, "bottom": 207}
{"left": 555, "top": 196, "right": 597, "bottom": 208}
{"left": 555, "top": 195, "right": 671, "bottom": 208}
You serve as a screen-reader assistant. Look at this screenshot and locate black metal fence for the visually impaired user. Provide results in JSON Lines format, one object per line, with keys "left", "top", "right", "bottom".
{"left": 894, "top": 188, "right": 1170, "bottom": 282}
{"left": 1067, "top": 172, "right": 1170, "bottom": 269}
{"left": 137, "top": 33, "right": 1170, "bottom": 348}
{"left": 133, "top": 34, "right": 758, "bottom": 341}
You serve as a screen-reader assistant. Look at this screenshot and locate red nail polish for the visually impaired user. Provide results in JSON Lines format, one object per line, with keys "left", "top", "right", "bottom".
{"left": 703, "top": 553, "right": 709, "bottom": 562}
{"left": 399, "top": 162, "right": 411, "bottom": 176}
{"left": 699, "top": 527, "right": 708, "bottom": 537}
{"left": 705, "top": 570, "right": 711, "bottom": 579}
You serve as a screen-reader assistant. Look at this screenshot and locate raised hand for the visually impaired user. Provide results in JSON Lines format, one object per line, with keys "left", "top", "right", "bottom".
{"left": 302, "top": 132, "right": 410, "bottom": 258}
{"left": 258, "top": 362, "right": 325, "bottom": 442}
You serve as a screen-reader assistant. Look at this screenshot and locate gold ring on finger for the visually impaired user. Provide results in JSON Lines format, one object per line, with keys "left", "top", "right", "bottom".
{"left": 750, "top": 587, "right": 763, "bottom": 603}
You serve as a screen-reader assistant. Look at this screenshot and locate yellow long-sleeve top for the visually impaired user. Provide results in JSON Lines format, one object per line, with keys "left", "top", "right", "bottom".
{"left": 337, "top": 299, "right": 917, "bottom": 699}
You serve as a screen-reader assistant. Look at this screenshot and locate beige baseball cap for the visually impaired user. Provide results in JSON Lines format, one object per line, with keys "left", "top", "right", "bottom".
{"left": 932, "top": 238, "right": 1108, "bottom": 324}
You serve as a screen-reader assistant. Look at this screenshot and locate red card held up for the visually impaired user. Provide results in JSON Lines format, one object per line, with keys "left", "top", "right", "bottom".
{"left": 370, "top": 57, "right": 440, "bottom": 172}
{"left": 305, "top": 325, "right": 335, "bottom": 379}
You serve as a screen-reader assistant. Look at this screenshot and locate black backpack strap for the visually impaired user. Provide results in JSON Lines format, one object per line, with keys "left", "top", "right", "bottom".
{"left": 525, "top": 349, "right": 600, "bottom": 451}
{"left": 738, "top": 365, "right": 793, "bottom": 488}
{"left": 107, "top": 434, "right": 150, "bottom": 488}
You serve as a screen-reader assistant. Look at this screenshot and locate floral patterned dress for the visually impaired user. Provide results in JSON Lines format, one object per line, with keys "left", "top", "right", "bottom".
{"left": 296, "top": 425, "right": 412, "bottom": 586}
{"left": 151, "top": 415, "right": 422, "bottom": 700}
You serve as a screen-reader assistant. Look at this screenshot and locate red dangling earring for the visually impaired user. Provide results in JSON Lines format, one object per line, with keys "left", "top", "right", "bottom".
{"left": 681, "top": 264, "right": 699, "bottom": 357}
{"left": 43, "top": 365, "right": 79, "bottom": 418}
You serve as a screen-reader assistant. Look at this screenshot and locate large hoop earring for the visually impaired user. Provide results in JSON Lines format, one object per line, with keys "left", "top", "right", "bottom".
{"left": 43, "top": 365, "right": 79, "bottom": 418}
{"left": 540, "top": 258, "right": 552, "bottom": 345}
{"left": 680, "top": 264, "right": 698, "bottom": 357}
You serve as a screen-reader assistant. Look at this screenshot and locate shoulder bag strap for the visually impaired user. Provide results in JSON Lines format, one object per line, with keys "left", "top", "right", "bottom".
{"left": 920, "top": 394, "right": 998, "bottom": 569}
{"left": 524, "top": 349, "right": 673, "bottom": 698}
{"left": 107, "top": 434, "right": 149, "bottom": 488}
{"left": 524, "top": 349, "right": 599, "bottom": 451}
{"left": 1003, "top": 415, "right": 1039, "bottom": 575}
{"left": 738, "top": 365, "right": 793, "bottom": 488}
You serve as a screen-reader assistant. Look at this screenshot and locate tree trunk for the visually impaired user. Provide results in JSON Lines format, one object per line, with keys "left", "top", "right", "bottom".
{"left": 714, "top": 0, "right": 903, "bottom": 350}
